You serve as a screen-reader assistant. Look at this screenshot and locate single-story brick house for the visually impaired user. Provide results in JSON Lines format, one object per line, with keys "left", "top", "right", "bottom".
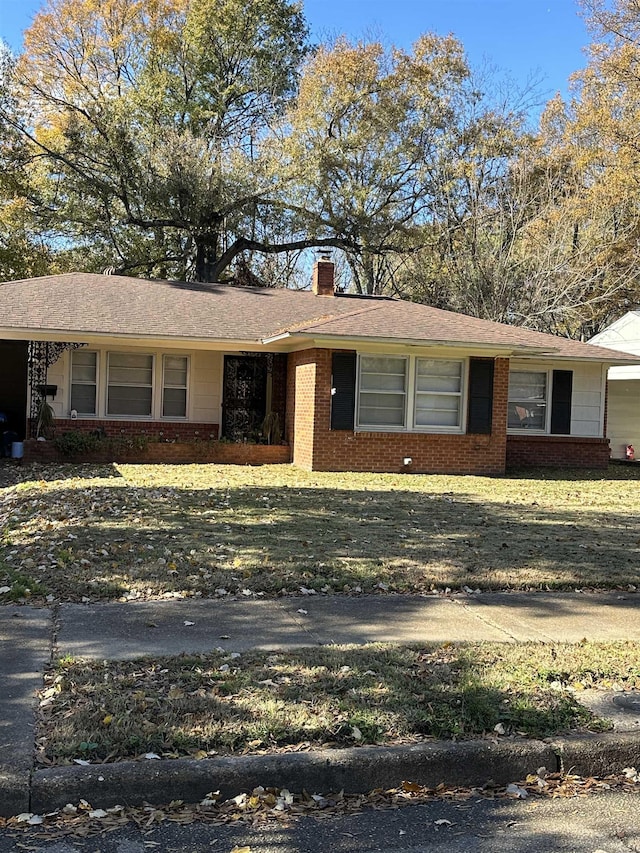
{"left": 0, "top": 259, "right": 637, "bottom": 473}
{"left": 589, "top": 311, "right": 640, "bottom": 460}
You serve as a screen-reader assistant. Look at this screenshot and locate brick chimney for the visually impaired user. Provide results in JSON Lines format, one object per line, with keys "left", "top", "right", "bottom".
{"left": 312, "top": 255, "right": 335, "bottom": 296}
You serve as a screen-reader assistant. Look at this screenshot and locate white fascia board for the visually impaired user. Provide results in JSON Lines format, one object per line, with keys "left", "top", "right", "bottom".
{"left": 261, "top": 332, "right": 291, "bottom": 344}
{"left": 284, "top": 332, "right": 555, "bottom": 356}
{"left": 0, "top": 328, "right": 276, "bottom": 351}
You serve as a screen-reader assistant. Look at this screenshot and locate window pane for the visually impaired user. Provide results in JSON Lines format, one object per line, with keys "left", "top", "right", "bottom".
{"left": 508, "top": 371, "right": 547, "bottom": 430}
{"left": 413, "top": 360, "right": 463, "bottom": 428}
{"left": 358, "top": 356, "right": 407, "bottom": 427}
{"left": 108, "top": 386, "right": 152, "bottom": 416}
{"left": 163, "top": 388, "right": 186, "bottom": 418}
{"left": 417, "top": 359, "right": 461, "bottom": 378}
{"left": 72, "top": 365, "right": 96, "bottom": 382}
{"left": 164, "top": 367, "right": 187, "bottom": 387}
{"left": 359, "top": 356, "right": 406, "bottom": 392}
{"left": 416, "top": 360, "right": 462, "bottom": 394}
{"left": 72, "top": 351, "right": 97, "bottom": 382}
{"left": 164, "top": 355, "right": 188, "bottom": 375}
{"left": 508, "top": 402, "right": 546, "bottom": 430}
{"left": 509, "top": 372, "right": 546, "bottom": 401}
{"left": 71, "top": 384, "right": 96, "bottom": 415}
{"left": 73, "top": 350, "right": 96, "bottom": 367}
{"left": 360, "top": 371, "right": 406, "bottom": 391}
{"left": 109, "top": 353, "right": 153, "bottom": 386}
{"left": 110, "top": 353, "right": 153, "bottom": 369}
{"left": 415, "top": 394, "right": 461, "bottom": 427}
{"left": 359, "top": 405, "right": 405, "bottom": 426}
{"left": 361, "top": 356, "right": 406, "bottom": 376}
{"left": 109, "top": 366, "right": 153, "bottom": 385}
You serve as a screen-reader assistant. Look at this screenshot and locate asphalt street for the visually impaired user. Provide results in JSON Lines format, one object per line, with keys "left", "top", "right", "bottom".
{"left": 0, "top": 791, "right": 638, "bottom": 852}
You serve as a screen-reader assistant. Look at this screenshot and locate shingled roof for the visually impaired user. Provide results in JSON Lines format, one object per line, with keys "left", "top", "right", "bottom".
{"left": 0, "top": 272, "right": 636, "bottom": 363}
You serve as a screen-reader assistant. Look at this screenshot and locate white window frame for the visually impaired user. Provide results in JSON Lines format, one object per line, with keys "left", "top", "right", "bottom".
{"left": 356, "top": 355, "right": 408, "bottom": 430}
{"left": 412, "top": 358, "right": 465, "bottom": 432}
{"left": 507, "top": 369, "right": 550, "bottom": 433}
{"left": 106, "top": 351, "right": 155, "bottom": 419}
{"left": 162, "top": 354, "right": 190, "bottom": 419}
{"left": 355, "top": 354, "right": 467, "bottom": 434}
{"left": 69, "top": 349, "right": 98, "bottom": 416}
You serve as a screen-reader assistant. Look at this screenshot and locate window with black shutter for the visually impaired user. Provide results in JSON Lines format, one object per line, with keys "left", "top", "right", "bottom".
{"left": 550, "top": 370, "right": 573, "bottom": 434}
{"left": 467, "top": 358, "right": 494, "bottom": 434}
{"left": 330, "top": 352, "right": 356, "bottom": 430}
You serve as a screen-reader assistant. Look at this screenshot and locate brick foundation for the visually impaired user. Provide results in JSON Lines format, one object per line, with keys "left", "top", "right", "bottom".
{"left": 22, "top": 438, "right": 290, "bottom": 466}
{"left": 505, "top": 434, "right": 610, "bottom": 469}
{"left": 286, "top": 349, "right": 510, "bottom": 475}
{"left": 36, "top": 418, "right": 220, "bottom": 442}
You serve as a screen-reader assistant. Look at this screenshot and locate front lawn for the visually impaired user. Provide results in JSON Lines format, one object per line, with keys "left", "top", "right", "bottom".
{"left": 1, "top": 462, "right": 640, "bottom": 602}
{"left": 37, "top": 641, "right": 640, "bottom": 765}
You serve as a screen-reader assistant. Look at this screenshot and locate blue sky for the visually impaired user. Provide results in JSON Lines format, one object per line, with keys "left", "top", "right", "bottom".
{"left": 0, "top": 0, "right": 590, "bottom": 107}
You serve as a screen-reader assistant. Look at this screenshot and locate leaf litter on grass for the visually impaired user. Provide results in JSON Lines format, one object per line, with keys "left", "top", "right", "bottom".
{"left": 2, "top": 463, "right": 640, "bottom": 602}
{"left": 35, "top": 641, "right": 640, "bottom": 766}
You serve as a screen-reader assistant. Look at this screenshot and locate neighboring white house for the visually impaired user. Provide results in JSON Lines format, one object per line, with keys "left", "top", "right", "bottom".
{"left": 590, "top": 312, "right": 640, "bottom": 459}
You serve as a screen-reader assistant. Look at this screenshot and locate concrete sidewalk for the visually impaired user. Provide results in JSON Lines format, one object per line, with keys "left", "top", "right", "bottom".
{"left": 0, "top": 607, "right": 50, "bottom": 816}
{"left": 55, "top": 591, "right": 640, "bottom": 660}
{"left": 2, "top": 592, "right": 640, "bottom": 817}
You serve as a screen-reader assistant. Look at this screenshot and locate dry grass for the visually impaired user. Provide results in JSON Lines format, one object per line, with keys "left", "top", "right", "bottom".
{"left": 37, "top": 640, "right": 640, "bottom": 765}
{"left": 2, "top": 462, "right": 640, "bottom": 602}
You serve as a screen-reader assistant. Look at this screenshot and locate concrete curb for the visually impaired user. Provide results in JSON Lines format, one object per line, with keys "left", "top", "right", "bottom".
{"left": 29, "top": 733, "right": 640, "bottom": 814}
{"left": 30, "top": 738, "right": 554, "bottom": 813}
{"left": 0, "top": 770, "right": 30, "bottom": 818}
{"left": 552, "top": 731, "right": 640, "bottom": 777}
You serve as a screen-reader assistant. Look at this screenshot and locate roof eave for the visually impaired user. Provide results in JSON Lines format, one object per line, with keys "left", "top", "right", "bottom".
{"left": 270, "top": 331, "right": 558, "bottom": 356}
{"left": 0, "top": 327, "right": 272, "bottom": 350}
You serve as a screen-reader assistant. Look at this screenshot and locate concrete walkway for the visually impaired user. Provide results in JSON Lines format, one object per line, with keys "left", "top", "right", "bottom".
{"left": 55, "top": 591, "right": 640, "bottom": 660}
{"left": 2, "top": 591, "right": 640, "bottom": 817}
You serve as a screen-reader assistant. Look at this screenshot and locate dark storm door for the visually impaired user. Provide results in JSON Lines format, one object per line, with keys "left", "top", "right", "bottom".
{"left": 0, "top": 341, "right": 28, "bottom": 439}
{"left": 221, "top": 355, "right": 268, "bottom": 441}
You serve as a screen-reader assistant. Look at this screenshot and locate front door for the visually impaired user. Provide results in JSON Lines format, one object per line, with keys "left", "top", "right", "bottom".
{"left": 222, "top": 355, "right": 268, "bottom": 442}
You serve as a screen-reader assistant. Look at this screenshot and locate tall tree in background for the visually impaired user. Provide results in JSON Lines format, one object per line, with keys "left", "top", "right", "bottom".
{"left": 518, "top": 0, "right": 640, "bottom": 336}
{"left": 3, "top": 0, "right": 638, "bottom": 339}
{"left": 282, "top": 35, "right": 471, "bottom": 294}
{"left": 0, "top": 42, "right": 65, "bottom": 280}
{"left": 3, "top": 0, "right": 312, "bottom": 281}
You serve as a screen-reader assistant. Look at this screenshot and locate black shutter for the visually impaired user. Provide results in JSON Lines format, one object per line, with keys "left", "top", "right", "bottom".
{"left": 467, "top": 358, "right": 494, "bottom": 434}
{"left": 330, "top": 352, "right": 356, "bottom": 430}
{"left": 551, "top": 370, "right": 573, "bottom": 435}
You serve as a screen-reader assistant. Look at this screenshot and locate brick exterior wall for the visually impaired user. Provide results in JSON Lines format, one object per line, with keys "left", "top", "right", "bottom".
{"left": 286, "top": 349, "right": 510, "bottom": 475}
{"left": 41, "top": 418, "right": 219, "bottom": 441}
{"left": 22, "top": 438, "right": 291, "bottom": 466}
{"left": 505, "top": 435, "right": 610, "bottom": 469}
